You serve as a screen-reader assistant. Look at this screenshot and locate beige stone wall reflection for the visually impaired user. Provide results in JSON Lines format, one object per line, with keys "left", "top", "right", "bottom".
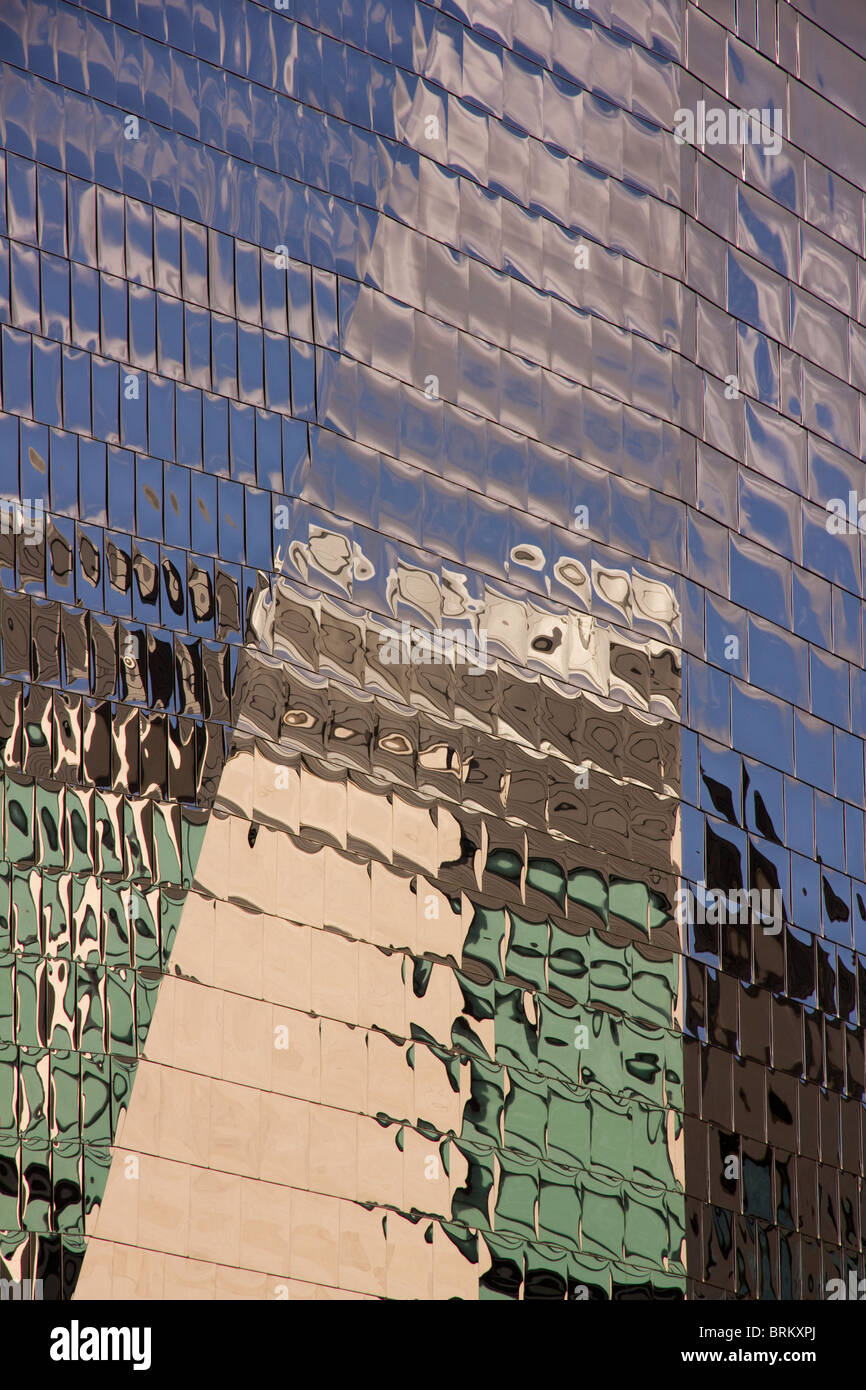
{"left": 75, "top": 742, "right": 479, "bottom": 1299}
{"left": 76, "top": 570, "right": 683, "bottom": 1300}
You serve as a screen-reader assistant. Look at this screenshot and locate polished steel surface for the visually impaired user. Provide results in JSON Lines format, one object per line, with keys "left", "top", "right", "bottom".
{"left": 0, "top": 0, "right": 864, "bottom": 1300}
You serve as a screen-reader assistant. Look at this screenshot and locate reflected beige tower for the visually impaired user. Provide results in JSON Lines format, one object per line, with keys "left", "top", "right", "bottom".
{"left": 75, "top": 546, "right": 686, "bottom": 1300}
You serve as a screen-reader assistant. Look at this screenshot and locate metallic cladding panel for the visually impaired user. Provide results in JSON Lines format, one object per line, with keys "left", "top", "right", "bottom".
{"left": 0, "top": 0, "right": 863, "bottom": 1301}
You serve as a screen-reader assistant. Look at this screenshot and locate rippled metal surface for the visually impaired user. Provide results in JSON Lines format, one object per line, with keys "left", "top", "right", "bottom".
{"left": 69, "top": 574, "right": 685, "bottom": 1299}
{"left": 0, "top": 0, "right": 864, "bottom": 1300}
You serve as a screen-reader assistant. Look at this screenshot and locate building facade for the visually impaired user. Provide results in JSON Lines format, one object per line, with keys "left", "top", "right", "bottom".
{"left": 0, "top": 0, "right": 864, "bottom": 1300}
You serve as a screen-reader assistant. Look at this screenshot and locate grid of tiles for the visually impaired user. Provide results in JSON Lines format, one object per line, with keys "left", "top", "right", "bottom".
{"left": 0, "top": 0, "right": 865, "bottom": 1300}
{"left": 75, "top": 580, "right": 686, "bottom": 1299}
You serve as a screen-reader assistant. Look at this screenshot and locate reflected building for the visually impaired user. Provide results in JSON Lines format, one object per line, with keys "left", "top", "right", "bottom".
{"left": 0, "top": 0, "right": 863, "bottom": 1300}
{"left": 73, "top": 545, "right": 687, "bottom": 1299}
